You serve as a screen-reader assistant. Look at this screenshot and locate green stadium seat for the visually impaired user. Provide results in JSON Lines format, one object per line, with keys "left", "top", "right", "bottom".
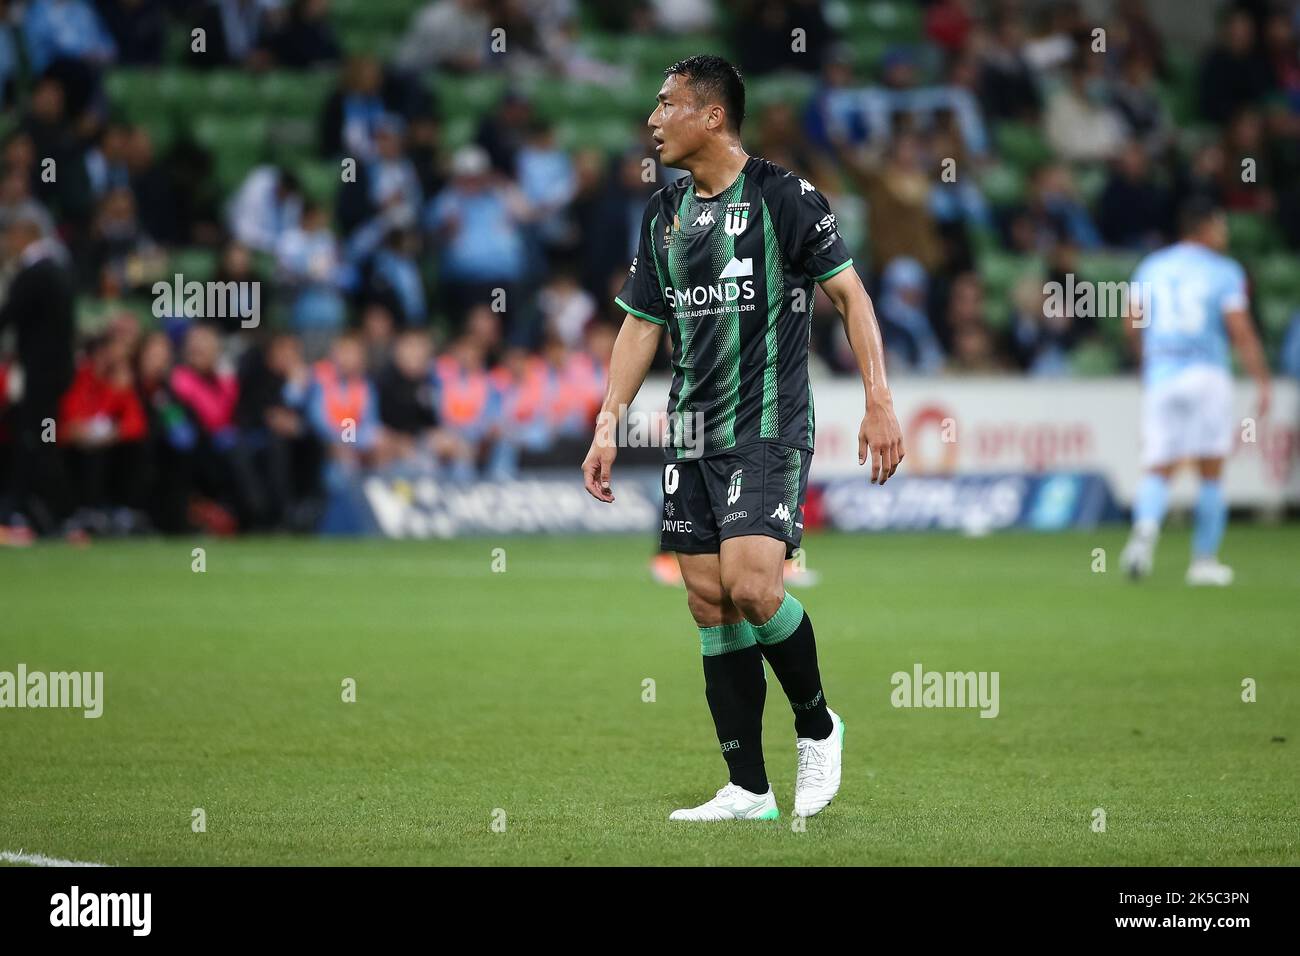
{"left": 1254, "top": 253, "right": 1300, "bottom": 303}
{"left": 431, "top": 74, "right": 508, "bottom": 118}
{"left": 1069, "top": 340, "right": 1121, "bottom": 376}
{"left": 994, "top": 122, "right": 1051, "bottom": 172}
{"left": 979, "top": 252, "right": 1023, "bottom": 293}
{"left": 828, "top": 0, "right": 923, "bottom": 43}
{"left": 298, "top": 160, "right": 342, "bottom": 204}
{"left": 76, "top": 297, "right": 152, "bottom": 335}
{"left": 332, "top": 2, "right": 414, "bottom": 31}
{"left": 153, "top": 69, "right": 206, "bottom": 108}
{"left": 978, "top": 163, "right": 1025, "bottom": 207}
{"left": 169, "top": 248, "right": 217, "bottom": 283}
{"left": 748, "top": 74, "right": 816, "bottom": 112}
{"left": 1228, "top": 213, "right": 1282, "bottom": 258}
{"left": 192, "top": 114, "right": 273, "bottom": 190}
{"left": 555, "top": 119, "right": 639, "bottom": 154}
{"left": 442, "top": 116, "right": 477, "bottom": 150}
{"left": 136, "top": 115, "right": 177, "bottom": 152}
{"left": 530, "top": 81, "right": 642, "bottom": 123}
{"left": 1164, "top": 48, "right": 1199, "bottom": 125}
{"left": 580, "top": 34, "right": 731, "bottom": 77}
{"left": 258, "top": 73, "right": 331, "bottom": 115}
{"left": 193, "top": 115, "right": 269, "bottom": 155}
{"left": 340, "top": 26, "right": 399, "bottom": 58}
{"left": 1258, "top": 296, "right": 1295, "bottom": 338}
{"left": 978, "top": 252, "right": 1044, "bottom": 324}
{"left": 1077, "top": 251, "right": 1141, "bottom": 286}
{"left": 105, "top": 69, "right": 152, "bottom": 105}
{"left": 845, "top": 35, "right": 891, "bottom": 75}
{"left": 202, "top": 71, "right": 259, "bottom": 107}
{"left": 968, "top": 223, "right": 1000, "bottom": 257}
{"left": 1075, "top": 164, "right": 1108, "bottom": 206}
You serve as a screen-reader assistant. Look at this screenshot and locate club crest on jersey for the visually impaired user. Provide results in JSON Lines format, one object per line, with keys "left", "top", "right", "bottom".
{"left": 724, "top": 202, "right": 750, "bottom": 235}
{"left": 727, "top": 469, "right": 743, "bottom": 505}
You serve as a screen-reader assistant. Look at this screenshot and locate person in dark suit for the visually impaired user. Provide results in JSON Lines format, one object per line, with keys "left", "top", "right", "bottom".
{"left": 0, "top": 209, "right": 76, "bottom": 533}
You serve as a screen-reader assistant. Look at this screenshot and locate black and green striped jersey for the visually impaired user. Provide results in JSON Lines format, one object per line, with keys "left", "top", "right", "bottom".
{"left": 616, "top": 155, "right": 853, "bottom": 460}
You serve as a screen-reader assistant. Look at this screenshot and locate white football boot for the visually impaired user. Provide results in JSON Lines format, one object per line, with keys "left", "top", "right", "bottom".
{"left": 793, "top": 708, "right": 844, "bottom": 818}
{"left": 669, "top": 783, "right": 779, "bottom": 821}
{"left": 1121, "top": 522, "right": 1158, "bottom": 580}
{"left": 1186, "top": 557, "right": 1234, "bottom": 587}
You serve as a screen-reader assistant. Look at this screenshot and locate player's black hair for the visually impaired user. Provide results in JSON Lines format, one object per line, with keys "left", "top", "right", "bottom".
{"left": 1179, "top": 194, "right": 1223, "bottom": 236}
{"left": 664, "top": 54, "right": 746, "bottom": 132}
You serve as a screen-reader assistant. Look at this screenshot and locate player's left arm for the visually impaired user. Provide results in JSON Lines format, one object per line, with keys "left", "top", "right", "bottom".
{"left": 821, "top": 266, "right": 904, "bottom": 484}
{"left": 1224, "top": 306, "right": 1271, "bottom": 419}
{"left": 1221, "top": 261, "right": 1271, "bottom": 419}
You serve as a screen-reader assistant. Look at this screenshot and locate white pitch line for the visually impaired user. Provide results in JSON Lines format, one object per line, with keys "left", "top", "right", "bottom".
{"left": 0, "top": 850, "right": 106, "bottom": 868}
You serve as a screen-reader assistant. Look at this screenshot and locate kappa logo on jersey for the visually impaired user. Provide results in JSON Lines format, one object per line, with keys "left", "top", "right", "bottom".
{"left": 692, "top": 209, "right": 715, "bottom": 227}
{"left": 718, "top": 257, "right": 753, "bottom": 279}
{"left": 724, "top": 202, "right": 750, "bottom": 235}
{"left": 727, "top": 469, "right": 743, "bottom": 505}
{"left": 770, "top": 503, "right": 792, "bottom": 522}
{"left": 799, "top": 178, "right": 815, "bottom": 194}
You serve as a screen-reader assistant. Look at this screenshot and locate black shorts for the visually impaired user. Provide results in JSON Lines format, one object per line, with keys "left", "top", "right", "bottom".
{"left": 659, "top": 442, "right": 812, "bottom": 558}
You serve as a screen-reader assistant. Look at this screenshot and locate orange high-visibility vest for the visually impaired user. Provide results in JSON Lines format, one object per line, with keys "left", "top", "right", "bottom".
{"left": 314, "top": 360, "right": 368, "bottom": 430}
{"left": 491, "top": 356, "right": 549, "bottom": 424}
{"left": 435, "top": 356, "right": 490, "bottom": 426}
{"left": 552, "top": 352, "right": 601, "bottom": 424}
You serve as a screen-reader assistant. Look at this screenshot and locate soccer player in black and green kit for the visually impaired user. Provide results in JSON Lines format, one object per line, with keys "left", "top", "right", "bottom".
{"left": 582, "top": 55, "right": 905, "bottom": 820}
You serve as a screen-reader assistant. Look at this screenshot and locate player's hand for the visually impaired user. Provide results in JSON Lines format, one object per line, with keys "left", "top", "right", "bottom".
{"left": 860, "top": 396, "right": 904, "bottom": 485}
{"left": 582, "top": 426, "right": 618, "bottom": 503}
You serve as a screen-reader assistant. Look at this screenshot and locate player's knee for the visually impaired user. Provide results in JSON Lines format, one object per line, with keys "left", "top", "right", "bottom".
{"left": 685, "top": 589, "right": 725, "bottom": 628}
{"left": 725, "top": 575, "right": 783, "bottom": 622}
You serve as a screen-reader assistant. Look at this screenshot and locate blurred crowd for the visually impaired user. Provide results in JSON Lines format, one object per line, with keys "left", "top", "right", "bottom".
{"left": 0, "top": 302, "right": 611, "bottom": 537}
{"left": 2, "top": 0, "right": 1300, "bottom": 537}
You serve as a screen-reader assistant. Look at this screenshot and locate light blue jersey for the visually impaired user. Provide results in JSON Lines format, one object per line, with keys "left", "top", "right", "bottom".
{"left": 1131, "top": 241, "right": 1247, "bottom": 385}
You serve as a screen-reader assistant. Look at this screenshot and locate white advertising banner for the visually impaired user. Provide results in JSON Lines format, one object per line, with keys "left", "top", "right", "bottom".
{"left": 632, "top": 376, "right": 1300, "bottom": 506}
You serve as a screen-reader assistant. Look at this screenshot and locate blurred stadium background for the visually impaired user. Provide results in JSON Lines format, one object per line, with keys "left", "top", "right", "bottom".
{"left": 0, "top": 0, "right": 1295, "bottom": 542}
{"left": 1, "top": 0, "right": 1298, "bottom": 869}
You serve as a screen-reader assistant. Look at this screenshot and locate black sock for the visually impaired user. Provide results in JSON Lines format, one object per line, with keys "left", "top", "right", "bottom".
{"left": 758, "top": 612, "right": 833, "bottom": 740}
{"left": 702, "top": 643, "right": 768, "bottom": 794}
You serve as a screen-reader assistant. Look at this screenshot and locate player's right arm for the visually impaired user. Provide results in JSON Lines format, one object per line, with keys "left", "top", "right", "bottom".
{"left": 583, "top": 201, "right": 668, "bottom": 503}
{"left": 582, "top": 315, "right": 662, "bottom": 502}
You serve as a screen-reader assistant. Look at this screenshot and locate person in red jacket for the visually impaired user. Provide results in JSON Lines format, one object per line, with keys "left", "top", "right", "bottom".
{"left": 59, "top": 330, "right": 149, "bottom": 534}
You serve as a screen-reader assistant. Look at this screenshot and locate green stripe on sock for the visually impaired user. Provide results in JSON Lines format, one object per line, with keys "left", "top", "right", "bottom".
{"left": 699, "top": 621, "right": 756, "bottom": 656}
{"left": 752, "top": 593, "right": 804, "bottom": 646}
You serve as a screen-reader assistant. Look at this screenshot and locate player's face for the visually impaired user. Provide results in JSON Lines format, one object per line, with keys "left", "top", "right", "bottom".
{"left": 648, "top": 74, "right": 706, "bottom": 168}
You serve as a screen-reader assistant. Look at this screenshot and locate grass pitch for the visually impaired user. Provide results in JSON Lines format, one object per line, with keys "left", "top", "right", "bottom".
{"left": 1, "top": 526, "right": 1296, "bottom": 866}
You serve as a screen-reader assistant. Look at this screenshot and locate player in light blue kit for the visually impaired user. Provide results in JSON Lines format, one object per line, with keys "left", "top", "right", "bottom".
{"left": 1121, "top": 198, "right": 1271, "bottom": 586}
